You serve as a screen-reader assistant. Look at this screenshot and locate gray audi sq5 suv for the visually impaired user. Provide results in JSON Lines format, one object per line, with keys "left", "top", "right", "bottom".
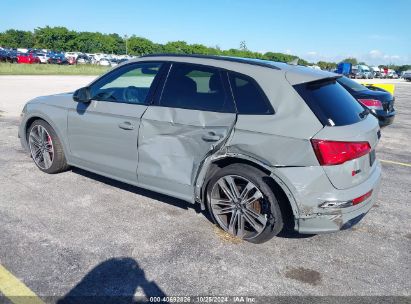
{"left": 19, "top": 55, "right": 382, "bottom": 243}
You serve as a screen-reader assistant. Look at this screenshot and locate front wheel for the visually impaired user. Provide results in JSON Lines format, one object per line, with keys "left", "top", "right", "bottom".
{"left": 206, "top": 164, "right": 283, "bottom": 243}
{"left": 27, "top": 120, "right": 69, "bottom": 174}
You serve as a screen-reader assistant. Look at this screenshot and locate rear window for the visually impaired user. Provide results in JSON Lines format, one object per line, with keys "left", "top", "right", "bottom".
{"left": 294, "top": 78, "right": 364, "bottom": 126}
{"left": 228, "top": 72, "right": 274, "bottom": 115}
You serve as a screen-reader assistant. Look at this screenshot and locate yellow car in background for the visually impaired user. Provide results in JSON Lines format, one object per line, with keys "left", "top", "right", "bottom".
{"left": 363, "top": 83, "right": 395, "bottom": 96}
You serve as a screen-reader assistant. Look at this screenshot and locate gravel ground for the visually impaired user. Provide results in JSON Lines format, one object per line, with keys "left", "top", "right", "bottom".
{"left": 0, "top": 76, "right": 410, "bottom": 303}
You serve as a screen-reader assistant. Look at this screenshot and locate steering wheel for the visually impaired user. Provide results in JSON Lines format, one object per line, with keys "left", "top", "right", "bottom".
{"left": 123, "top": 86, "right": 144, "bottom": 104}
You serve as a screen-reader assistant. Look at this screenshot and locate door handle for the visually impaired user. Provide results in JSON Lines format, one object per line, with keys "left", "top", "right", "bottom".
{"left": 118, "top": 121, "right": 135, "bottom": 130}
{"left": 202, "top": 132, "right": 222, "bottom": 142}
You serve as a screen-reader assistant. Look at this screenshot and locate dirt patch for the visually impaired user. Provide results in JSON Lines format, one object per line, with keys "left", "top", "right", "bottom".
{"left": 213, "top": 225, "right": 243, "bottom": 244}
{"left": 405, "top": 233, "right": 411, "bottom": 240}
{"left": 284, "top": 267, "right": 322, "bottom": 286}
{"left": 351, "top": 225, "right": 369, "bottom": 232}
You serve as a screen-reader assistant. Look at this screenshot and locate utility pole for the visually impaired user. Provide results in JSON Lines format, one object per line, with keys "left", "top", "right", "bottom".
{"left": 124, "top": 34, "right": 128, "bottom": 55}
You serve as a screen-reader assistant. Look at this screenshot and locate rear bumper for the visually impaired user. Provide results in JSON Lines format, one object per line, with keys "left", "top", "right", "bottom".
{"left": 377, "top": 111, "right": 395, "bottom": 127}
{"left": 297, "top": 185, "right": 380, "bottom": 234}
{"left": 274, "top": 161, "right": 382, "bottom": 234}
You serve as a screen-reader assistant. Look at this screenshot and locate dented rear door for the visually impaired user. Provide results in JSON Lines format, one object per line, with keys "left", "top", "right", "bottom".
{"left": 136, "top": 63, "right": 236, "bottom": 201}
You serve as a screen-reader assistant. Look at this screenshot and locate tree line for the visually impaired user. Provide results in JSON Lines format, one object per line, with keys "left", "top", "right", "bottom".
{"left": 0, "top": 26, "right": 310, "bottom": 66}
{"left": 1, "top": 26, "right": 410, "bottom": 72}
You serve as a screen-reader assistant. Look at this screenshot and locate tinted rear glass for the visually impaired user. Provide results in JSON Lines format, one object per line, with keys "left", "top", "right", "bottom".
{"left": 228, "top": 72, "right": 274, "bottom": 115}
{"left": 294, "top": 79, "right": 364, "bottom": 126}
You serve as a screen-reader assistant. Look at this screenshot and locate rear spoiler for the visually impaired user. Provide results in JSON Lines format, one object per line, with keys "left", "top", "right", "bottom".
{"left": 304, "top": 75, "right": 342, "bottom": 89}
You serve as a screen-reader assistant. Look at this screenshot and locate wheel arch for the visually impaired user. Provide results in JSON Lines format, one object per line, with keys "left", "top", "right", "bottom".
{"left": 197, "top": 154, "right": 299, "bottom": 230}
{"left": 23, "top": 113, "right": 70, "bottom": 159}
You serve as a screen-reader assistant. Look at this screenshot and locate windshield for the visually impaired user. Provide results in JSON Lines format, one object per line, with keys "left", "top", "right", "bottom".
{"left": 337, "top": 76, "right": 367, "bottom": 92}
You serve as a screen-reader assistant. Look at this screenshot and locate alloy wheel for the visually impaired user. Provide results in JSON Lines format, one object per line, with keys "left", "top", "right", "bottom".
{"left": 210, "top": 175, "right": 268, "bottom": 239}
{"left": 28, "top": 125, "right": 54, "bottom": 170}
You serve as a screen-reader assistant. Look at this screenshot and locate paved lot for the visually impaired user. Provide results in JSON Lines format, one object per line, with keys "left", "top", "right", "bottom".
{"left": 0, "top": 76, "right": 96, "bottom": 117}
{"left": 0, "top": 76, "right": 410, "bottom": 302}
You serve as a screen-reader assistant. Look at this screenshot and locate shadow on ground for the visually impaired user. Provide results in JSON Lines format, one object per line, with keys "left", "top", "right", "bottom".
{"left": 73, "top": 167, "right": 204, "bottom": 214}
{"left": 73, "top": 168, "right": 314, "bottom": 240}
{"left": 57, "top": 257, "right": 166, "bottom": 304}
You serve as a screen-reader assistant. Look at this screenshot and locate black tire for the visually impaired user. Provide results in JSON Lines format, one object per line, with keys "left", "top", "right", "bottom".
{"left": 27, "top": 119, "right": 70, "bottom": 174}
{"left": 206, "top": 164, "right": 283, "bottom": 244}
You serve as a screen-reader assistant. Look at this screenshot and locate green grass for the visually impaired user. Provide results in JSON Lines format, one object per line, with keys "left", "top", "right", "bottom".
{"left": 0, "top": 63, "right": 110, "bottom": 75}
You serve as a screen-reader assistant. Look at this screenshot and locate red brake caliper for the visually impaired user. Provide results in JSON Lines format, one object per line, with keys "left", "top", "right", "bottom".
{"left": 47, "top": 135, "right": 52, "bottom": 155}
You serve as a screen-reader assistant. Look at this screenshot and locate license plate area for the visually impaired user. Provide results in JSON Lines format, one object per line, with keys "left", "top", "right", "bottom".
{"left": 369, "top": 150, "right": 376, "bottom": 166}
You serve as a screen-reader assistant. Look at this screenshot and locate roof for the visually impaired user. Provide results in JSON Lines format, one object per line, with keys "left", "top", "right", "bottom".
{"left": 140, "top": 54, "right": 282, "bottom": 70}
{"left": 134, "top": 54, "right": 338, "bottom": 85}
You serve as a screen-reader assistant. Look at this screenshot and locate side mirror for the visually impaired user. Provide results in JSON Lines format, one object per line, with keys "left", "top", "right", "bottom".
{"left": 73, "top": 87, "right": 91, "bottom": 103}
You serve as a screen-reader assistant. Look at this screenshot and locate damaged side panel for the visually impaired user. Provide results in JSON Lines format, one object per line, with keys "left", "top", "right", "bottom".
{"left": 137, "top": 106, "right": 236, "bottom": 202}
{"left": 275, "top": 162, "right": 381, "bottom": 232}
{"left": 227, "top": 129, "right": 318, "bottom": 167}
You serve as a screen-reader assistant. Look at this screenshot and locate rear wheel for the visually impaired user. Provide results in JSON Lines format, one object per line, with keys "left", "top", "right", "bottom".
{"left": 27, "top": 120, "right": 69, "bottom": 174}
{"left": 206, "top": 164, "right": 283, "bottom": 243}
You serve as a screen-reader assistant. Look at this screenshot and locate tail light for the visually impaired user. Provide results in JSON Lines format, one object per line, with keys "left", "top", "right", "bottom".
{"left": 352, "top": 190, "right": 373, "bottom": 205}
{"left": 320, "top": 189, "right": 373, "bottom": 208}
{"left": 358, "top": 99, "right": 383, "bottom": 110}
{"left": 311, "top": 139, "right": 371, "bottom": 166}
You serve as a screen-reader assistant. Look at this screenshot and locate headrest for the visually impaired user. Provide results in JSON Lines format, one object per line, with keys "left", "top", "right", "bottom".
{"left": 209, "top": 73, "right": 221, "bottom": 92}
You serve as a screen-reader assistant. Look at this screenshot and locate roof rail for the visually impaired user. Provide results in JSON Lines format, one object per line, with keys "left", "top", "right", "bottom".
{"left": 140, "top": 54, "right": 281, "bottom": 70}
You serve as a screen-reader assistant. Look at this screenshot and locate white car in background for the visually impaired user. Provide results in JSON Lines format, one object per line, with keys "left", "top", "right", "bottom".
{"left": 76, "top": 54, "right": 91, "bottom": 64}
{"left": 387, "top": 71, "right": 399, "bottom": 79}
{"left": 93, "top": 53, "right": 107, "bottom": 62}
{"left": 65, "top": 52, "right": 79, "bottom": 59}
{"left": 109, "top": 59, "right": 119, "bottom": 67}
{"left": 86, "top": 54, "right": 98, "bottom": 64}
{"left": 98, "top": 58, "right": 111, "bottom": 66}
{"left": 36, "top": 52, "right": 50, "bottom": 64}
{"left": 370, "top": 66, "right": 382, "bottom": 78}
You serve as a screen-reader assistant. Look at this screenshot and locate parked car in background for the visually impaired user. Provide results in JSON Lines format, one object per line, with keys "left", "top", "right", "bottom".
{"left": 97, "top": 58, "right": 111, "bottom": 66}
{"left": 403, "top": 71, "right": 411, "bottom": 81}
{"left": 17, "top": 52, "right": 41, "bottom": 64}
{"left": 65, "top": 52, "right": 79, "bottom": 60}
{"left": 352, "top": 65, "right": 373, "bottom": 79}
{"left": 386, "top": 71, "right": 398, "bottom": 79}
{"left": 5, "top": 50, "right": 18, "bottom": 63}
{"left": 17, "top": 48, "right": 29, "bottom": 53}
{"left": 118, "top": 58, "right": 129, "bottom": 64}
{"left": 337, "top": 76, "right": 395, "bottom": 127}
{"left": 93, "top": 53, "right": 106, "bottom": 62}
{"left": 76, "top": 54, "right": 91, "bottom": 64}
{"left": 36, "top": 52, "right": 50, "bottom": 64}
{"left": 89, "top": 55, "right": 97, "bottom": 64}
{"left": 48, "top": 54, "right": 68, "bottom": 65}
{"left": 67, "top": 57, "right": 77, "bottom": 65}
{"left": 19, "top": 55, "right": 382, "bottom": 243}
{"left": 0, "top": 49, "right": 7, "bottom": 62}
{"left": 109, "top": 58, "right": 120, "bottom": 67}
{"left": 370, "top": 66, "right": 381, "bottom": 78}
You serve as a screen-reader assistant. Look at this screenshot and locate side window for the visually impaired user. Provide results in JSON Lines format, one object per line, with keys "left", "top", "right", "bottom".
{"left": 228, "top": 72, "right": 274, "bottom": 115}
{"left": 90, "top": 62, "right": 162, "bottom": 105}
{"left": 159, "top": 63, "right": 235, "bottom": 113}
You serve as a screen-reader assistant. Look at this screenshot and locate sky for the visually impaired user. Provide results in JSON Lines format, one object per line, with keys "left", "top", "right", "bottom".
{"left": 1, "top": 0, "right": 410, "bottom": 65}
